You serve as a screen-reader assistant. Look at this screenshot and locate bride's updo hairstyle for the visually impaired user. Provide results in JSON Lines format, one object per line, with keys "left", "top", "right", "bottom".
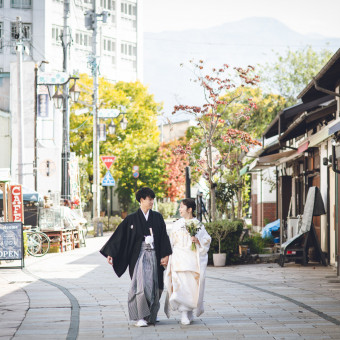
{"left": 181, "top": 198, "right": 196, "bottom": 217}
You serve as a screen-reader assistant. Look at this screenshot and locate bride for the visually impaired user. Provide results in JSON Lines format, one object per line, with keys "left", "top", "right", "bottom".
{"left": 164, "top": 198, "right": 211, "bottom": 325}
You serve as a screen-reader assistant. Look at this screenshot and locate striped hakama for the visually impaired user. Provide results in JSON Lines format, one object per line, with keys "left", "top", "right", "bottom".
{"left": 128, "top": 241, "right": 160, "bottom": 324}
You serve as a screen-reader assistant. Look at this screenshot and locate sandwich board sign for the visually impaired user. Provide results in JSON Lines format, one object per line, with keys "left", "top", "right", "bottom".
{"left": 0, "top": 222, "right": 24, "bottom": 268}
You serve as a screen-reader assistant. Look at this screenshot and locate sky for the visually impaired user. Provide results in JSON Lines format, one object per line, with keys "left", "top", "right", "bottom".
{"left": 143, "top": 0, "right": 340, "bottom": 38}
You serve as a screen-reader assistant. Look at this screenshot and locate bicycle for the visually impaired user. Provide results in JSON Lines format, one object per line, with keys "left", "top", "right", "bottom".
{"left": 26, "top": 230, "right": 51, "bottom": 257}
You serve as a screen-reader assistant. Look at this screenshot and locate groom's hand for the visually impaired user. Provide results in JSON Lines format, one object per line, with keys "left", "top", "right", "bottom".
{"left": 160, "top": 256, "right": 169, "bottom": 266}
{"left": 107, "top": 256, "right": 113, "bottom": 265}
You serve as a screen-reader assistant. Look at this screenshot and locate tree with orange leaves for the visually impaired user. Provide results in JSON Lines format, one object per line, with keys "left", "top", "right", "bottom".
{"left": 159, "top": 139, "right": 189, "bottom": 202}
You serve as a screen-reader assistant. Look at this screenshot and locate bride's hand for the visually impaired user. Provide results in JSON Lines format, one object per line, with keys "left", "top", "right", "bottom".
{"left": 191, "top": 236, "right": 200, "bottom": 246}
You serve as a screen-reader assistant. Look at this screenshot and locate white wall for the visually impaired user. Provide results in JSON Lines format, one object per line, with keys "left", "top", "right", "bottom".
{"left": 257, "top": 167, "right": 276, "bottom": 204}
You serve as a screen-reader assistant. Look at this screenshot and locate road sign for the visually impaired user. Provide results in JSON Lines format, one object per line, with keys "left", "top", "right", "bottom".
{"left": 132, "top": 165, "right": 139, "bottom": 171}
{"left": 102, "top": 171, "right": 115, "bottom": 186}
{"left": 101, "top": 156, "right": 116, "bottom": 170}
{"left": 98, "top": 108, "right": 121, "bottom": 118}
{"left": 133, "top": 172, "right": 139, "bottom": 179}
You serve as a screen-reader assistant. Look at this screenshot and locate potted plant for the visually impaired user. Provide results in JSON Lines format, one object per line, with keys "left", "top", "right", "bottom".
{"left": 206, "top": 220, "right": 237, "bottom": 266}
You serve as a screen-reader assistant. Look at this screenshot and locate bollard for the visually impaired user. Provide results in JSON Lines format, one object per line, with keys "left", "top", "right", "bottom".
{"left": 96, "top": 222, "right": 103, "bottom": 237}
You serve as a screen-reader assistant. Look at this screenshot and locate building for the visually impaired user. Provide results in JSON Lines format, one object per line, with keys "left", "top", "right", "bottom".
{"left": 0, "top": 0, "right": 142, "bottom": 198}
{"left": 247, "top": 48, "right": 340, "bottom": 269}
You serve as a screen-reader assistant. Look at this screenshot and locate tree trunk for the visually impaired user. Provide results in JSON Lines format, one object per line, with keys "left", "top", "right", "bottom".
{"left": 237, "top": 188, "right": 242, "bottom": 219}
{"left": 210, "top": 184, "right": 216, "bottom": 221}
{"left": 231, "top": 198, "right": 235, "bottom": 221}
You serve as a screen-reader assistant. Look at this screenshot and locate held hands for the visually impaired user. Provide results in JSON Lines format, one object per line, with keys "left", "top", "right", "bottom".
{"left": 107, "top": 256, "right": 113, "bottom": 265}
{"left": 160, "top": 255, "right": 169, "bottom": 267}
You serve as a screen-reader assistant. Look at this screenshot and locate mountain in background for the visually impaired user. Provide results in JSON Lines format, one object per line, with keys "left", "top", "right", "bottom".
{"left": 143, "top": 17, "right": 340, "bottom": 120}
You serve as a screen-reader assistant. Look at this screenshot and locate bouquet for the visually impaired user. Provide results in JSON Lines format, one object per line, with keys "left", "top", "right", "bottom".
{"left": 185, "top": 220, "right": 202, "bottom": 251}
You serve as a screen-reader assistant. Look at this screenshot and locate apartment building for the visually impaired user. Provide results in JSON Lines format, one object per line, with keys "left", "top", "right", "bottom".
{"left": 0, "top": 0, "right": 142, "bottom": 196}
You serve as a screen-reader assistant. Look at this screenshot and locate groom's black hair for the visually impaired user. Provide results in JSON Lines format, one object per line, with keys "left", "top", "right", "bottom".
{"left": 136, "top": 187, "right": 155, "bottom": 202}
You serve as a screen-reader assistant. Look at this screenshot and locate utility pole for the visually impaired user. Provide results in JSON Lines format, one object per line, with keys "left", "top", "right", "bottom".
{"left": 85, "top": 2, "right": 109, "bottom": 219}
{"left": 92, "top": 0, "right": 100, "bottom": 219}
{"left": 16, "top": 17, "right": 24, "bottom": 185}
{"left": 61, "top": 0, "right": 71, "bottom": 200}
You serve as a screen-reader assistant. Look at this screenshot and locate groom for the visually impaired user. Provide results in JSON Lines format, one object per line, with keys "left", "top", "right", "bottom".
{"left": 100, "top": 187, "right": 172, "bottom": 327}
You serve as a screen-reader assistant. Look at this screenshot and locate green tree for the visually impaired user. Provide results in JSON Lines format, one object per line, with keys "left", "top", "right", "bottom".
{"left": 260, "top": 45, "right": 333, "bottom": 105}
{"left": 70, "top": 74, "right": 165, "bottom": 212}
{"left": 174, "top": 61, "right": 261, "bottom": 221}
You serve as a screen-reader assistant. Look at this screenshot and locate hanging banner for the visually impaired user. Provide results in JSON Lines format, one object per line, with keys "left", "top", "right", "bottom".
{"left": 37, "top": 94, "right": 49, "bottom": 118}
{"left": 10, "top": 185, "right": 24, "bottom": 223}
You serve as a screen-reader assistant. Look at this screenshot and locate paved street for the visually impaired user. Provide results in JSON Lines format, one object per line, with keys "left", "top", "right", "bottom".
{"left": 1, "top": 235, "right": 340, "bottom": 340}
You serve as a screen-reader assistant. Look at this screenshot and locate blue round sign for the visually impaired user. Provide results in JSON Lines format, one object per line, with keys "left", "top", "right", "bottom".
{"left": 133, "top": 172, "right": 139, "bottom": 178}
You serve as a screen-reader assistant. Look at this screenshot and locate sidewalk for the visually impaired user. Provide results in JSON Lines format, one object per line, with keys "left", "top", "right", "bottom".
{"left": 1, "top": 235, "right": 340, "bottom": 340}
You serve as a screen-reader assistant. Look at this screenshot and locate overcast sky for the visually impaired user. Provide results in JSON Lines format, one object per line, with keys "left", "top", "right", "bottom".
{"left": 143, "top": 0, "right": 340, "bottom": 37}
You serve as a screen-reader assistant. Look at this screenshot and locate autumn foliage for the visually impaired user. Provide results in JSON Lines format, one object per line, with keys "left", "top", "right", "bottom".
{"left": 172, "top": 60, "right": 262, "bottom": 220}
{"left": 159, "top": 139, "right": 189, "bottom": 202}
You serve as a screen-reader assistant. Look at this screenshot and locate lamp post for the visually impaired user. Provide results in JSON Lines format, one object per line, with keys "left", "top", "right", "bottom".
{"left": 36, "top": 72, "right": 80, "bottom": 198}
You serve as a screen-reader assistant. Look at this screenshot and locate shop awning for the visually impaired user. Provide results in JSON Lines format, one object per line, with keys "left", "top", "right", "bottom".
{"left": 297, "top": 141, "right": 309, "bottom": 154}
{"left": 258, "top": 149, "right": 296, "bottom": 163}
{"left": 239, "top": 165, "right": 249, "bottom": 176}
{"left": 329, "top": 120, "right": 340, "bottom": 136}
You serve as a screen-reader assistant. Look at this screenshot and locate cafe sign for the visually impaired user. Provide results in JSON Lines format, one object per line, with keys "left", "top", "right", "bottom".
{"left": 10, "top": 185, "right": 24, "bottom": 223}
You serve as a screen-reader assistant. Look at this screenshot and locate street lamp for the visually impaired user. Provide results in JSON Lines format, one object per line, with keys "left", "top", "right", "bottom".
{"left": 52, "top": 87, "right": 63, "bottom": 109}
{"left": 108, "top": 120, "right": 116, "bottom": 135}
{"left": 120, "top": 115, "right": 128, "bottom": 130}
{"left": 36, "top": 72, "right": 80, "bottom": 200}
{"left": 69, "top": 81, "right": 81, "bottom": 103}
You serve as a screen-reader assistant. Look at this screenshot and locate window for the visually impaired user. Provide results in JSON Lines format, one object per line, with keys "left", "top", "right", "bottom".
{"left": 121, "top": 2, "right": 136, "bottom": 30}
{"left": 121, "top": 1, "right": 136, "bottom": 16}
{"left": 75, "top": 30, "right": 92, "bottom": 50}
{"left": 11, "top": 0, "right": 32, "bottom": 8}
{"left": 11, "top": 22, "right": 32, "bottom": 41}
{"left": 52, "top": 25, "right": 63, "bottom": 45}
{"left": 101, "top": 0, "right": 115, "bottom": 11}
{"left": 0, "top": 0, "right": 3, "bottom": 7}
{"left": 121, "top": 41, "right": 136, "bottom": 57}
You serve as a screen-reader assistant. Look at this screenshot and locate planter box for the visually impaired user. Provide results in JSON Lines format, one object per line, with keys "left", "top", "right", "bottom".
{"left": 213, "top": 253, "right": 226, "bottom": 267}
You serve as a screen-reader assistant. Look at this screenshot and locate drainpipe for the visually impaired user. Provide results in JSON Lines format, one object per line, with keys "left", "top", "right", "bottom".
{"left": 331, "top": 143, "right": 340, "bottom": 276}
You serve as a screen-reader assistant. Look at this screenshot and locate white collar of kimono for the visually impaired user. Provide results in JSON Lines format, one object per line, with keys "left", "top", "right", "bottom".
{"left": 142, "top": 209, "right": 150, "bottom": 221}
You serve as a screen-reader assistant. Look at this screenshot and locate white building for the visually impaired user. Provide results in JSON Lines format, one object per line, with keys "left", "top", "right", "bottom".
{"left": 0, "top": 0, "right": 142, "bottom": 197}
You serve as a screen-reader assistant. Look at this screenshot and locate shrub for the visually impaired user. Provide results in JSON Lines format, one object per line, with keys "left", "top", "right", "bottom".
{"left": 205, "top": 219, "right": 243, "bottom": 265}
{"left": 93, "top": 215, "right": 123, "bottom": 233}
{"left": 158, "top": 202, "right": 177, "bottom": 219}
{"left": 242, "top": 234, "right": 273, "bottom": 254}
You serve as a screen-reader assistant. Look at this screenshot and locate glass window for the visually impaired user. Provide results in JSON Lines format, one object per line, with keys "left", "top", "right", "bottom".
{"left": 108, "top": 40, "right": 111, "bottom": 51}
{"left": 11, "top": 0, "right": 32, "bottom": 8}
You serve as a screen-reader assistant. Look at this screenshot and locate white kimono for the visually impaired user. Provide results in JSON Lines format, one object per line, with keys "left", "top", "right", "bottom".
{"left": 164, "top": 218, "right": 211, "bottom": 317}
